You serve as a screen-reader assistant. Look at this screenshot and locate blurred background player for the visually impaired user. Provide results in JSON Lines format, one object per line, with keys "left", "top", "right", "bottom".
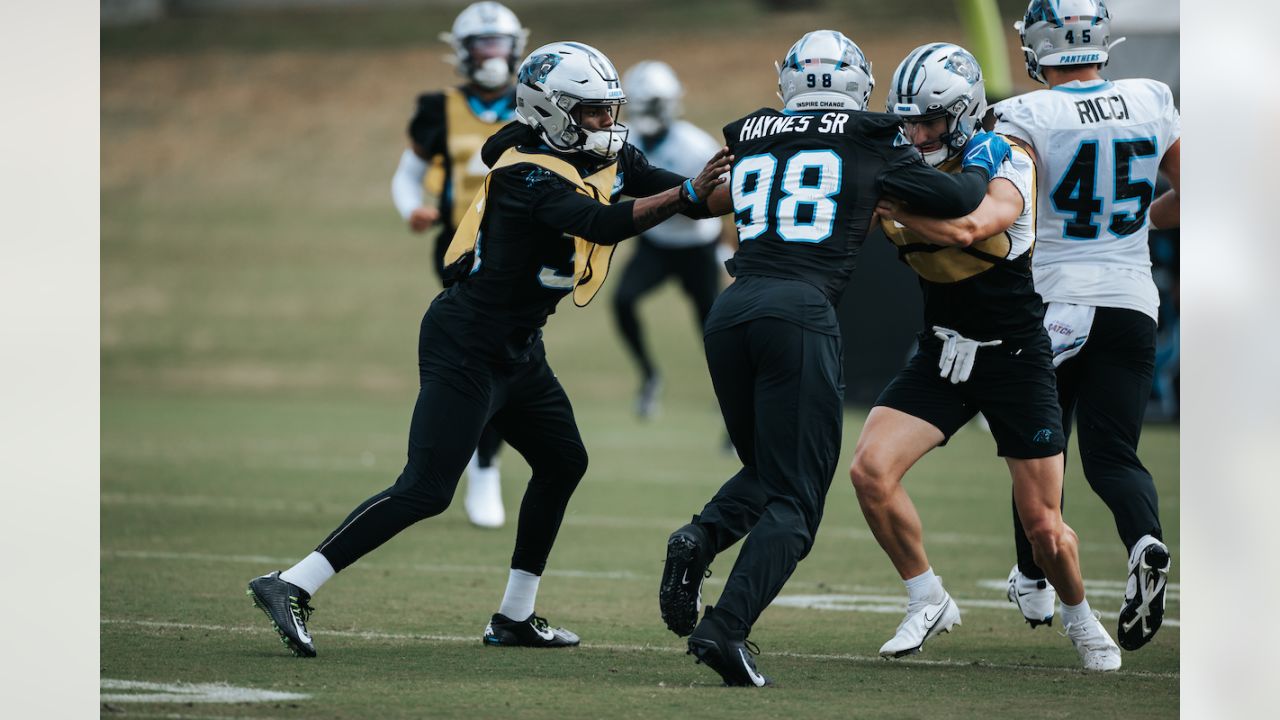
{"left": 612, "top": 61, "right": 735, "bottom": 421}
{"left": 862, "top": 42, "right": 1120, "bottom": 671}
{"left": 994, "top": 0, "right": 1180, "bottom": 652}
{"left": 658, "top": 30, "right": 1000, "bottom": 686}
{"left": 390, "top": 1, "right": 529, "bottom": 529}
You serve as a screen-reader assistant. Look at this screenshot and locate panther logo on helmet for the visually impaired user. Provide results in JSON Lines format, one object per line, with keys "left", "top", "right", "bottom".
{"left": 519, "top": 53, "right": 562, "bottom": 89}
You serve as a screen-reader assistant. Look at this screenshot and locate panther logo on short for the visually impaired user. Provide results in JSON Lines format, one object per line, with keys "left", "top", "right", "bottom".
{"left": 1032, "top": 428, "right": 1054, "bottom": 444}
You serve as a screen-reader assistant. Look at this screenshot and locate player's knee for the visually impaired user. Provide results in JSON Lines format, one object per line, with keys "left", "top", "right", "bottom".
{"left": 1022, "top": 515, "right": 1065, "bottom": 558}
{"left": 849, "top": 451, "right": 895, "bottom": 501}
{"left": 391, "top": 465, "right": 453, "bottom": 518}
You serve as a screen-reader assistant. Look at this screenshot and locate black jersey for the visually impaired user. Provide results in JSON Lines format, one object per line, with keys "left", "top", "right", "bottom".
{"left": 426, "top": 123, "right": 685, "bottom": 363}
{"left": 707, "top": 107, "right": 991, "bottom": 334}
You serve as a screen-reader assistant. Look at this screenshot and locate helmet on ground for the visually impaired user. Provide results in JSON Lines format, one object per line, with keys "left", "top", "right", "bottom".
{"left": 622, "top": 61, "right": 683, "bottom": 139}
{"left": 1015, "top": 0, "right": 1125, "bottom": 85}
{"left": 440, "top": 2, "right": 530, "bottom": 90}
{"left": 887, "top": 43, "right": 987, "bottom": 167}
{"left": 515, "top": 42, "right": 629, "bottom": 159}
{"left": 776, "top": 30, "right": 875, "bottom": 112}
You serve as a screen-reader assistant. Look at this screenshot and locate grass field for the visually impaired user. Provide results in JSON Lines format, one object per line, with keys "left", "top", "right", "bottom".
{"left": 102, "top": 4, "right": 1178, "bottom": 717}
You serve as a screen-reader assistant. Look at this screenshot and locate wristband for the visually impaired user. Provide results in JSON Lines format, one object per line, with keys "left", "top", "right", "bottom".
{"left": 681, "top": 179, "right": 700, "bottom": 204}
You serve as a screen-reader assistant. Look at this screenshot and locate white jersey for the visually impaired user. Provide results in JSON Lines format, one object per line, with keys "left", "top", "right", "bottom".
{"left": 630, "top": 120, "right": 724, "bottom": 248}
{"left": 994, "top": 78, "right": 1180, "bottom": 321}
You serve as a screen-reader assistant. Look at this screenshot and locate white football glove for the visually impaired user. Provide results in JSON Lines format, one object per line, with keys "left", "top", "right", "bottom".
{"left": 932, "top": 326, "right": 1002, "bottom": 384}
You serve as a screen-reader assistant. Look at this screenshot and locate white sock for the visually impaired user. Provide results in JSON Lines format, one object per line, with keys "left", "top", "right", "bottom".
{"left": 1060, "top": 598, "right": 1094, "bottom": 627}
{"left": 904, "top": 567, "right": 944, "bottom": 605}
{"left": 497, "top": 569, "right": 540, "bottom": 620}
{"left": 280, "top": 552, "right": 336, "bottom": 596}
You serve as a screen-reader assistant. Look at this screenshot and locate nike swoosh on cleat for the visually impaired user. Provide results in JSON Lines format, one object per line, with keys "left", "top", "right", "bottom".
{"left": 681, "top": 569, "right": 691, "bottom": 586}
{"left": 533, "top": 624, "right": 556, "bottom": 641}
{"left": 738, "top": 648, "right": 766, "bottom": 686}
{"left": 923, "top": 607, "right": 942, "bottom": 624}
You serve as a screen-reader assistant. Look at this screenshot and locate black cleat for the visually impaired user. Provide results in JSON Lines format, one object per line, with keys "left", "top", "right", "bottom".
{"left": 660, "top": 523, "right": 712, "bottom": 637}
{"left": 482, "top": 612, "right": 580, "bottom": 647}
{"left": 1118, "top": 537, "right": 1171, "bottom": 651}
{"left": 247, "top": 571, "right": 316, "bottom": 658}
{"left": 686, "top": 607, "right": 771, "bottom": 687}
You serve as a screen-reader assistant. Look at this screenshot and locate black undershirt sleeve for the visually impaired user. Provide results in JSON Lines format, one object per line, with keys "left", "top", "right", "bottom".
{"left": 877, "top": 162, "right": 990, "bottom": 219}
{"left": 501, "top": 167, "right": 638, "bottom": 245}
{"left": 408, "top": 93, "right": 447, "bottom": 158}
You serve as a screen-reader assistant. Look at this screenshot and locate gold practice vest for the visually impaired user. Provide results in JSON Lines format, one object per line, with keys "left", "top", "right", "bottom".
{"left": 445, "top": 148, "right": 620, "bottom": 307}
{"left": 880, "top": 146, "right": 1034, "bottom": 283}
{"left": 423, "top": 87, "right": 512, "bottom": 227}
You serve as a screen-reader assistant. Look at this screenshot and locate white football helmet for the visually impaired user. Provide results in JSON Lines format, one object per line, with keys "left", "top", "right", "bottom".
{"left": 887, "top": 43, "right": 988, "bottom": 167}
{"left": 515, "top": 42, "right": 629, "bottom": 159}
{"left": 1015, "top": 0, "right": 1126, "bottom": 85}
{"left": 439, "top": 2, "right": 530, "bottom": 90}
{"left": 776, "top": 30, "right": 874, "bottom": 112}
{"left": 622, "top": 61, "right": 683, "bottom": 139}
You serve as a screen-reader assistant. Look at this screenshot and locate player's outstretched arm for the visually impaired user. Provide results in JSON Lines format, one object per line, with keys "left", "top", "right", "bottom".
{"left": 877, "top": 178, "right": 1023, "bottom": 247}
{"left": 632, "top": 146, "right": 734, "bottom": 231}
{"left": 1149, "top": 138, "right": 1180, "bottom": 230}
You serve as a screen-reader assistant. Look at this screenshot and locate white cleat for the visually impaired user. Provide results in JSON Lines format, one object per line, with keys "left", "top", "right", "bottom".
{"left": 879, "top": 591, "right": 961, "bottom": 658}
{"left": 1007, "top": 564, "right": 1056, "bottom": 628}
{"left": 464, "top": 452, "right": 505, "bottom": 529}
{"left": 1063, "top": 610, "right": 1122, "bottom": 672}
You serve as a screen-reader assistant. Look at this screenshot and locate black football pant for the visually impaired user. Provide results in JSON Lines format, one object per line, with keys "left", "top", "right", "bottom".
{"left": 612, "top": 237, "right": 720, "bottom": 381}
{"left": 691, "top": 317, "right": 844, "bottom": 634}
{"left": 434, "top": 227, "right": 505, "bottom": 470}
{"left": 1014, "top": 307, "right": 1164, "bottom": 579}
{"left": 315, "top": 313, "right": 587, "bottom": 576}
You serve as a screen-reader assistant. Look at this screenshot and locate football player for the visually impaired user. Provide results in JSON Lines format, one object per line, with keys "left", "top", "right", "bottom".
{"left": 657, "top": 30, "right": 1005, "bottom": 686}
{"left": 249, "top": 41, "right": 733, "bottom": 658}
{"left": 389, "top": 1, "right": 530, "bottom": 529}
{"left": 857, "top": 42, "right": 1120, "bottom": 671}
{"left": 994, "top": 0, "right": 1179, "bottom": 652}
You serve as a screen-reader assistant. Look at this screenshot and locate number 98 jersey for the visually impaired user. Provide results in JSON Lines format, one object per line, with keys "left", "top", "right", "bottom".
{"left": 722, "top": 107, "right": 923, "bottom": 305}
{"left": 993, "top": 78, "right": 1180, "bottom": 321}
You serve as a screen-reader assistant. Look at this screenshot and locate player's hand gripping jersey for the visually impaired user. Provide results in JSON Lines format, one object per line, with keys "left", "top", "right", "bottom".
{"left": 994, "top": 78, "right": 1180, "bottom": 321}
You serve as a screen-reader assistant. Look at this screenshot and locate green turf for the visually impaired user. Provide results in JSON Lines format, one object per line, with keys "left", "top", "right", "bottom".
{"left": 102, "top": 5, "right": 1178, "bottom": 717}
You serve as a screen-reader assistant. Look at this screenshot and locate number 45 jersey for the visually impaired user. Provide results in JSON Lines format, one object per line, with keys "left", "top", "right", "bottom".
{"left": 994, "top": 79, "right": 1180, "bottom": 322}
{"left": 721, "top": 108, "right": 942, "bottom": 307}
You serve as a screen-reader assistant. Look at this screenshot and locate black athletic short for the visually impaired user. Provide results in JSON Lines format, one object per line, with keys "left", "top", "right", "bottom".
{"left": 875, "top": 330, "right": 1066, "bottom": 459}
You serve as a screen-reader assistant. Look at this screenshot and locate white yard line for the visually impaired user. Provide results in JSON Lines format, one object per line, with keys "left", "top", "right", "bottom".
{"left": 100, "top": 678, "right": 308, "bottom": 704}
{"left": 101, "top": 548, "right": 1179, "bottom": 616}
{"left": 100, "top": 618, "right": 1178, "bottom": 679}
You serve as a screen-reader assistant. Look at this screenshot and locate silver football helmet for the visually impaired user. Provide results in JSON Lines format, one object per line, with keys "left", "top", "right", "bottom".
{"left": 439, "top": 2, "right": 530, "bottom": 90}
{"left": 622, "top": 61, "right": 683, "bottom": 139}
{"left": 776, "top": 30, "right": 874, "bottom": 112}
{"left": 887, "top": 43, "right": 988, "bottom": 167}
{"left": 515, "top": 42, "right": 629, "bottom": 159}
{"left": 1015, "top": 0, "right": 1126, "bottom": 85}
